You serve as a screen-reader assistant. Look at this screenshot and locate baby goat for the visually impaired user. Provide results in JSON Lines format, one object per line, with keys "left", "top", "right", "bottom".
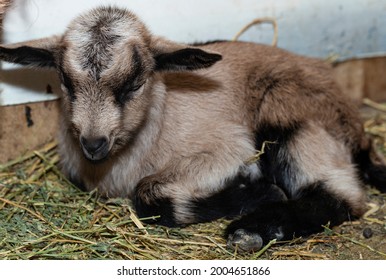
{"left": 1, "top": 6, "right": 385, "bottom": 252}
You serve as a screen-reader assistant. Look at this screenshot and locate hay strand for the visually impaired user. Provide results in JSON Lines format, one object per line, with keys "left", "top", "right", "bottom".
{"left": 363, "top": 98, "right": 386, "bottom": 113}
{"left": 233, "top": 18, "right": 278, "bottom": 47}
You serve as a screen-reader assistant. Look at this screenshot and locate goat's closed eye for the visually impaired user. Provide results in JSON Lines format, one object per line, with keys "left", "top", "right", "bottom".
{"left": 114, "top": 82, "right": 144, "bottom": 105}
{"left": 125, "top": 83, "right": 143, "bottom": 93}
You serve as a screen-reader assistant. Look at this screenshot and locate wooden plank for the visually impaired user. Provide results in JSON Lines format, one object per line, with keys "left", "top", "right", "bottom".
{"left": 333, "top": 56, "right": 386, "bottom": 102}
{"left": 363, "top": 57, "right": 386, "bottom": 101}
{"left": 333, "top": 59, "right": 365, "bottom": 102}
{"left": 0, "top": 100, "right": 59, "bottom": 163}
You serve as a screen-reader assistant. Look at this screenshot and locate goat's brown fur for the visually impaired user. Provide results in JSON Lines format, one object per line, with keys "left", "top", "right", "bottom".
{"left": 1, "top": 6, "right": 385, "bottom": 252}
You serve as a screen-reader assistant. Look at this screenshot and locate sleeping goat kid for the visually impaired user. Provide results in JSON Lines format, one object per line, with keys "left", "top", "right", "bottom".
{"left": 1, "top": 6, "right": 386, "bottom": 252}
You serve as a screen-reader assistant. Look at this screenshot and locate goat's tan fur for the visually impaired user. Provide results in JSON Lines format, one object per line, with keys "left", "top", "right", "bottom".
{"left": 58, "top": 34, "right": 366, "bottom": 220}
{"left": 2, "top": 6, "right": 384, "bottom": 250}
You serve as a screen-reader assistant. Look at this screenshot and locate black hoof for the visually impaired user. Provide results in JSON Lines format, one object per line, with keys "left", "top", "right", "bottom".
{"left": 227, "top": 229, "right": 263, "bottom": 252}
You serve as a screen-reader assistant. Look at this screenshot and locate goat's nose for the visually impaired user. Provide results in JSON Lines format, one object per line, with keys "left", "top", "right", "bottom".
{"left": 80, "top": 136, "right": 108, "bottom": 160}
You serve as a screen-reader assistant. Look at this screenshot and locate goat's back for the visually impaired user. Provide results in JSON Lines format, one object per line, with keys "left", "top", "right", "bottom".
{"left": 162, "top": 41, "right": 364, "bottom": 153}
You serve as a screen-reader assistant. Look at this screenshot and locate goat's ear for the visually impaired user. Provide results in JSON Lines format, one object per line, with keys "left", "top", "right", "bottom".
{"left": 154, "top": 48, "right": 222, "bottom": 72}
{"left": 0, "top": 36, "right": 62, "bottom": 68}
{"left": 151, "top": 36, "right": 222, "bottom": 72}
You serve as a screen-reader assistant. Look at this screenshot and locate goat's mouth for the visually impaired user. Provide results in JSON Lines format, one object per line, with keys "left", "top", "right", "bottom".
{"left": 80, "top": 136, "right": 111, "bottom": 163}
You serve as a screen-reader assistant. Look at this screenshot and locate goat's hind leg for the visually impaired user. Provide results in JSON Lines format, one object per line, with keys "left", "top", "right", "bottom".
{"left": 226, "top": 182, "right": 355, "bottom": 252}
{"left": 226, "top": 125, "right": 367, "bottom": 252}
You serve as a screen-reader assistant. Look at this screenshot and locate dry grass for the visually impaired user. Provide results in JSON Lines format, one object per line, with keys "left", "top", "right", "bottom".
{"left": 0, "top": 104, "right": 385, "bottom": 260}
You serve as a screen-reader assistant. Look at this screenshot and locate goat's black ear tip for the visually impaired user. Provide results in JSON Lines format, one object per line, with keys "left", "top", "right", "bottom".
{"left": 201, "top": 51, "right": 222, "bottom": 66}
{"left": 154, "top": 47, "right": 222, "bottom": 72}
{"left": 212, "top": 53, "right": 222, "bottom": 61}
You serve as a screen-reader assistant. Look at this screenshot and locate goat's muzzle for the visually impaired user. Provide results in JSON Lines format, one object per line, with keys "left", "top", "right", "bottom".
{"left": 80, "top": 136, "right": 109, "bottom": 162}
